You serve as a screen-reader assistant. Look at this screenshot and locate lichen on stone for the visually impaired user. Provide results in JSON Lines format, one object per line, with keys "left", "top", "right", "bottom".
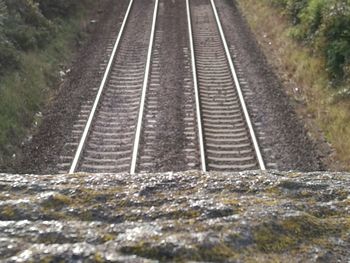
{"left": 0, "top": 171, "right": 349, "bottom": 262}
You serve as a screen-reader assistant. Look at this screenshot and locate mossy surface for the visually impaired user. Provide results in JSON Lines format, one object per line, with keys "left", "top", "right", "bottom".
{"left": 0, "top": 171, "right": 349, "bottom": 262}
{"left": 253, "top": 214, "right": 345, "bottom": 252}
{"left": 41, "top": 194, "right": 72, "bottom": 209}
{"left": 0, "top": 205, "right": 15, "bottom": 220}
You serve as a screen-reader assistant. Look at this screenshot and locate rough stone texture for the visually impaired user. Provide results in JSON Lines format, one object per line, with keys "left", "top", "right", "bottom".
{"left": 0, "top": 171, "right": 349, "bottom": 262}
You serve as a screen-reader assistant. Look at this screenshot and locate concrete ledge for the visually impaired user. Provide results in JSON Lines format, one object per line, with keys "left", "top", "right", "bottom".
{"left": 0, "top": 170, "right": 349, "bottom": 262}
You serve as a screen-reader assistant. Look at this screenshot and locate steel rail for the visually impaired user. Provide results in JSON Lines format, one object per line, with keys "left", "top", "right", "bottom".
{"left": 130, "top": 0, "right": 159, "bottom": 174}
{"left": 186, "top": 0, "right": 207, "bottom": 172}
{"left": 69, "top": 0, "right": 134, "bottom": 174}
{"left": 209, "top": 0, "right": 266, "bottom": 170}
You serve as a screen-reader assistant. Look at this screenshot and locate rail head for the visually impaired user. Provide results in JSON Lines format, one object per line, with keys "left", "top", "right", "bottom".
{"left": 130, "top": 0, "right": 160, "bottom": 175}
{"left": 69, "top": 0, "right": 135, "bottom": 174}
{"left": 186, "top": 0, "right": 207, "bottom": 173}
{"left": 209, "top": 0, "right": 266, "bottom": 170}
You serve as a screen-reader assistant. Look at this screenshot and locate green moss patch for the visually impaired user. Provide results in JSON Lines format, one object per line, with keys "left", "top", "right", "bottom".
{"left": 41, "top": 193, "right": 72, "bottom": 209}
{"left": 0, "top": 205, "right": 15, "bottom": 220}
{"left": 253, "top": 213, "right": 346, "bottom": 253}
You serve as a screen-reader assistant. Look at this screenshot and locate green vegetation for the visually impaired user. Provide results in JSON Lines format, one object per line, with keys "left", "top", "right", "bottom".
{"left": 0, "top": 0, "right": 95, "bottom": 162}
{"left": 121, "top": 242, "right": 239, "bottom": 262}
{"left": 253, "top": 214, "right": 341, "bottom": 252}
{"left": 269, "top": 0, "right": 350, "bottom": 83}
{"left": 41, "top": 193, "right": 72, "bottom": 209}
{"left": 0, "top": 205, "right": 15, "bottom": 219}
{"left": 237, "top": 0, "right": 350, "bottom": 170}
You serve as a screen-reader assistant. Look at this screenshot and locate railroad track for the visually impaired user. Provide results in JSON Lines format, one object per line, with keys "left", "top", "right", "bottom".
{"left": 59, "top": 0, "right": 265, "bottom": 174}
{"left": 69, "top": 0, "right": 158, "bottom": 174}
{"left": 187, "top": 0, "right": 265, "bottom": 171}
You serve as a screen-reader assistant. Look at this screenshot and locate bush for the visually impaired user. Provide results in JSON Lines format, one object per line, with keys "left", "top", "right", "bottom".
{"left": 3, "top": 0, "right": 54, "bottom": 51}
{"left": 268, "top": 0, "right": 350, "bottom": 82}
{"left": 322, "top": 1, "right": 350, "bottom": 80}
{"left": 5, "top": 0, "right": 48, "bottom": 26}
{"left": 5, "top": 23, "right": 52, "bottom": 50}
{"left": 37, "top": 0, "right": 79, "bottom": 19}
{"left": 297, "top": 0, "right": 326, "bottom": 39}
{"left": 268, "top": 0, "right": 308, "bottom": 24}
{"left": 0, "top": 41, "right": 19, "bottom": 74}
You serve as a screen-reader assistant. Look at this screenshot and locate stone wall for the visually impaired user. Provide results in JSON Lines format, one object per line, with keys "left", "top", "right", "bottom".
{"left": 0, "top": 171, "right": 349, "bottom": 262}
